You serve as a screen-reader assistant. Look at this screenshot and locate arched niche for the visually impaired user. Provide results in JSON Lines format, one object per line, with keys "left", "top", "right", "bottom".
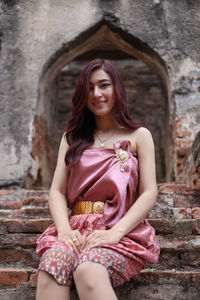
{"left": 26, "top": 23, "right": 172, "bottom": 188}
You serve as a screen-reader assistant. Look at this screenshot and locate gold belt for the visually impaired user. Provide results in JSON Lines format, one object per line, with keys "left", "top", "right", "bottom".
{"left": 72, "top": 201, "right": 104, "bottom": 215}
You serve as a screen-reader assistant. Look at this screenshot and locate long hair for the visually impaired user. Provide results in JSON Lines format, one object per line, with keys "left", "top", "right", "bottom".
{"left": 65, "top": 59, "right": 141, "bottom": 165}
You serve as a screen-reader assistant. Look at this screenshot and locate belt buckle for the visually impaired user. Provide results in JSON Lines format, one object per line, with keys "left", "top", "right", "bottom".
{"left": 93, "top": 201, "right": 104, "bottom": 213}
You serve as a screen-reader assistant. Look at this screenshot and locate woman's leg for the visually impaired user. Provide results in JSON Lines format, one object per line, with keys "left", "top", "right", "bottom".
{"left": 36, "top": 270, "right": 70, "bottom": 300}
{"left": 73, "top": 262, "right": 117, "bottom": 300}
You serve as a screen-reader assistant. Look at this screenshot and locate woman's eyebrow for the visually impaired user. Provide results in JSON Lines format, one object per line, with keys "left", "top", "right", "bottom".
{"left": 90, "top": 79, "right": 111, "bottom": 84}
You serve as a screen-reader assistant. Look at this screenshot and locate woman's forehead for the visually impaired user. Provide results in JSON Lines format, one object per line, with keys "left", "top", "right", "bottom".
{"left": 89, "top": 69, "right": 111, "bottom": 83}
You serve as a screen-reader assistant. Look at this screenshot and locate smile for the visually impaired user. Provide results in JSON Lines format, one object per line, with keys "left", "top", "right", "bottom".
{"left": 92, "top": 100, "right": 107, "bottom": 105}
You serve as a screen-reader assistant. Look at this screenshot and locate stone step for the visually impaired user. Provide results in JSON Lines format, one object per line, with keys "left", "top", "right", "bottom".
{"left": 1, "top": 218, "right": 199, "bottom": 235}
{"left": 0, "top": 268, "right": 199, "bottom": 300}
{"left": 0, "top": 183, "right": 199, "bottom": 220}
{"left": 0, "top": 230, "right": 199, "bottom": 270}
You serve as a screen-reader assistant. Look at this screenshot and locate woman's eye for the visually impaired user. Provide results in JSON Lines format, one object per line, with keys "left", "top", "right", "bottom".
{"left": 101, "top": 83, "right": 110, "bottom": 88}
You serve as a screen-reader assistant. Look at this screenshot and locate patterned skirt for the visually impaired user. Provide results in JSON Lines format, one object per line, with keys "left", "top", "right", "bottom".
{"left": 36, "top": 213, "right": 159, "bottom": 287}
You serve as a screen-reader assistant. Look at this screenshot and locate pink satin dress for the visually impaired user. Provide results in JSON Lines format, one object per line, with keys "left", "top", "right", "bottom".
{"left": 36, "top": 140, "right": 160, "bottom": 287}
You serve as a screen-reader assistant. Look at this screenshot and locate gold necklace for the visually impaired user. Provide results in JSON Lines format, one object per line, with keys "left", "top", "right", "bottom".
{"left": 95, "top": 131, "right": 114, "bottom": 147}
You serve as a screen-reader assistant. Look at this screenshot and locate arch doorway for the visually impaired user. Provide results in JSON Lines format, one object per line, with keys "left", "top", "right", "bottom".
{"left": 26, "top": 24, "right": 171, "bottom": 188}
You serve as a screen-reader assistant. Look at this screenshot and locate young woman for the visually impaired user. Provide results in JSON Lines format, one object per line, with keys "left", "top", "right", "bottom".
{"left": 36, "top": 59, "right": 160, "bottom": 300}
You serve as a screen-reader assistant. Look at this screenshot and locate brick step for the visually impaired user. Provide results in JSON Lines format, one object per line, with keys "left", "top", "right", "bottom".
{"left": 0, "top": 218, "right": 199, "bottom": 234}
{"left": 0, "top": 217, "right": 199, "bottom": 271}
{"left": 0, "top": 268, "right": 199, "bottom": 300}
{"left": 0, "top": 183, "right": 199, "bottom": 220}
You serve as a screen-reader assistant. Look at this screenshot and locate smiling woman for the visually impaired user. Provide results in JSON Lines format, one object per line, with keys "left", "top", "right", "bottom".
{"left": 36, "top": 59, "right": 160, "bottom": 300}
{"left": 88, "top": 69, "right": 115, "bottom": 117}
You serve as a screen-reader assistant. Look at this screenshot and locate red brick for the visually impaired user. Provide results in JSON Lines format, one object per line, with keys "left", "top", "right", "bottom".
{"left": 177, "top": 157, "right": 184, "bottom": 165}
{"left": 0, "top": 200, "right": 22, "bottom": 210}
{"left": 176, "top": 147, "right": 188, "bottom": 157}
{"left": 192, "top": 207, "right": 200, "bottom": 219}
{"left": 0, "top": 269, "right": 28, "bottom": 287}
{"left": 0, "top": 222, "right": 7, "bottom": 234}
{"left": 157, "top": 235, "right": 200, "bottom": 251}
{"left": 181, "top": 251, "right": 200, "bottom": 267}
{"left": 22, "top": 197, "right": 48, "bottom": 207}
{"left": 30, "top": 270, "right": 38, "bottom": 287}
{"left": 0, "top": 190, "right": 15, "bottom": 196}
{"left": 1, "top": 234, "right": 39, "bottom": 249}
{"left": 138, "top": 270, "right": 200, "bottom": 286}
{"left": 174, "top": 220, "right": 195, "bottom": 236}
{"left": 3, "top": 219, "right": 52, "bottom": 233}
{"left": 174, "top": 208, "right": 187, "bottom": 219}
{"left": 0, "top": 210, "right": 11, "bottom": 218}
{"left": 13, "top": 207, "right": 51, "bottom": 219}
{"left": 0, "top": 249, "right": 22, "bottom": 264}
{"left": 21, "top": 249, "right": 40, "bottom": 268}
{"left": 176, "top": 140, "right": 193, "bottom": 147}
{"left": 192, "top": 219, "right": 200, "bottom": 234}
{"left": 148, "top": 219, "right": 173, "bottom": 234}
{"left": 159, "top": 183, "right": 199, "bottom": 195}
{"left": 176, "top": 129, "right": 192, "bottom": 138}
{"left": 174, "top": 196, "right": 200, "bottom": 208}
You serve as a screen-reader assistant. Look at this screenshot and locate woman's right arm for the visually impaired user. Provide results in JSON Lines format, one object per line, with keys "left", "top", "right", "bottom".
{"left": 48, "top": 134, "right": 82, "bottom": 253}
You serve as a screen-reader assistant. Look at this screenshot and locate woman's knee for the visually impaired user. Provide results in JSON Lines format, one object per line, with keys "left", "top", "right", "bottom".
{"left": 73, "top": 262, "right": 108, "bottom": 289}
{"left": 37, "top": 270, "right": 54, "bottom": 289}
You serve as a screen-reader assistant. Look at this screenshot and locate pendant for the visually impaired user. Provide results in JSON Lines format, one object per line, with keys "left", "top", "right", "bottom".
{"left": 116, "top": 149, "right": 129, "bottom": 172}
{"left": 100, "top": 143, "right": 104, "bottom": 147}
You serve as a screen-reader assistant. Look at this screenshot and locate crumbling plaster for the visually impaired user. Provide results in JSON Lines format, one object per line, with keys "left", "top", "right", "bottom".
{"left": 0, "top": 0, "right": 199, "bottom": 187}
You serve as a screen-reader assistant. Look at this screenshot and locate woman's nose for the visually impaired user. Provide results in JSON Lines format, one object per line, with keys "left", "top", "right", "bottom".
{"left": 93, "top": 86, "right": 101, "bottom": 97}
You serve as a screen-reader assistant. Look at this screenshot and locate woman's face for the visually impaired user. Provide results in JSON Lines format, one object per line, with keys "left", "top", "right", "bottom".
{"left": 87, "top": 69, "right": 115, "bottom": 118}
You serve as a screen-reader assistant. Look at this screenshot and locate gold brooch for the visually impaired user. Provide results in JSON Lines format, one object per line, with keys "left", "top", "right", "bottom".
{"left": 116, "top": 149, "right": 129, "bottom": 172}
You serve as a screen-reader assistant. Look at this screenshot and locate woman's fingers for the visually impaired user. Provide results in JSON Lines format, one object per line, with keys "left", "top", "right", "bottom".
{"left": 58, "top": 230, "right": 84, "bottom": 255}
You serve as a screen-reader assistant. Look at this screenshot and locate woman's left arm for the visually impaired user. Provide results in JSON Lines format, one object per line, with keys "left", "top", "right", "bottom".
{"left": 110, "top": 127, "right": 158, "bottom": 238}
{"left": 84, "top": 127, "right": 158, "bottom": 248}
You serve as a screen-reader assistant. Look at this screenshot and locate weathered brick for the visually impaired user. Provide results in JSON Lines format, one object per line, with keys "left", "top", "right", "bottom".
{"left": 3, "top": 219, "right": 52, "bottom": 233}
{"left": 180, "top": 251, "right": 200, "bottom": 267}
{"left": 157, "top": 235, "right": 200, "bottom": 251}
{"left": 157, "top": 193, "right": 174, "bottom": 206}
{"left": 0, "top": 234, "right": 39, "bottom": 249}
{"left": 0, "top": 269, "right": 28, "bottom": 287}
{"left": 148, "top": 219, "right": 173, "bottom": 234}
{"left": 22, "top": 190, "right": 49, "bottom": 199}
{"left": 21, "top": 249, "right": 40, "bottom": 268}
{"left": 173, "top": 208, "right": 187, "bottom": 219}
{"left": 0, "top": 249, "right": 22, "bottom": 264}
{"left": 22, "top": 197, "right": 48, "bottom": 207}
{"left": 174, "top": 220, "right": 195, "bottom": 236}
{"left": 174, "top": 196, "right": 200, "bottom": 208}
{"left": 13, "top": 207, "right": 51, "bottom": 219}
{"left": 30, "top": 270, "right": 38, "bottom": 287}
{"left": 0, "top": 200, "right": 22, "bottom": 210}
{"left": 159, "top": 183, "right": 200, "bottom": 195}
{"left": 192, "top": 207, "right": 200, "bottom": 219}
{"left": 192, "top": 219, "right": 200, "bottom": 234}
{"left": 0, "top": 190, "right": 15, "bottom": 197}
{"left": 0, "top": 222, "right": 7, "bottom": 234}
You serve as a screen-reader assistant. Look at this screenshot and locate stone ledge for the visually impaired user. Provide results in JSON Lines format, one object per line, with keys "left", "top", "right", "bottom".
{"left": 1, "top": 218, "right": 199, "bottom": 235}
{"left": 0, "top": 268, "right": 200, "bottom": 300}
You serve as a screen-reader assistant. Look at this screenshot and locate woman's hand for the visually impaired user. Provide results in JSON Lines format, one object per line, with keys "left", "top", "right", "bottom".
{"left": 58, "top": 229, "right": 84, "bottom": 255}
{"left": 84, "top": 228, "right": 123, "bottom": 250}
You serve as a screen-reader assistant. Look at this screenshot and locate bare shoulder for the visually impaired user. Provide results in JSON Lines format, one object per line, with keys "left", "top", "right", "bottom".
{"left": 130, "top": 127, "right": 154, "bottom": 153}
{"left": 134, "top": 127, "right": 153, "bottom": 139}
{"left": 57, "top": 133, "right": 69, "bottom": 164}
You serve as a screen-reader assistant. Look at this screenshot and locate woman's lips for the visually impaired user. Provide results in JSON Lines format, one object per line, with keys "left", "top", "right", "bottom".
{"left": 92, "top": 100, "right": 107, "bottom": 107}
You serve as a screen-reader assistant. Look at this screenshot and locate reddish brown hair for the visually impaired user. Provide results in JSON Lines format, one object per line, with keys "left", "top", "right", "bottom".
{"left": 65, "top": 59, "right": 141, "bottom": 165}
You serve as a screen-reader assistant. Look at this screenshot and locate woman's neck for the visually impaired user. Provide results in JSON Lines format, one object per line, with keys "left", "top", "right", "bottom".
{"left": 95, "top": 115, "right": 118, "bottom": 132}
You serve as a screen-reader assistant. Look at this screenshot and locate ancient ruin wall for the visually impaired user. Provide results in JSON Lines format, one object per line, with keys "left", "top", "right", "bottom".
{"left": 0, "top": 0, "right": 199, "bottom": 187}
